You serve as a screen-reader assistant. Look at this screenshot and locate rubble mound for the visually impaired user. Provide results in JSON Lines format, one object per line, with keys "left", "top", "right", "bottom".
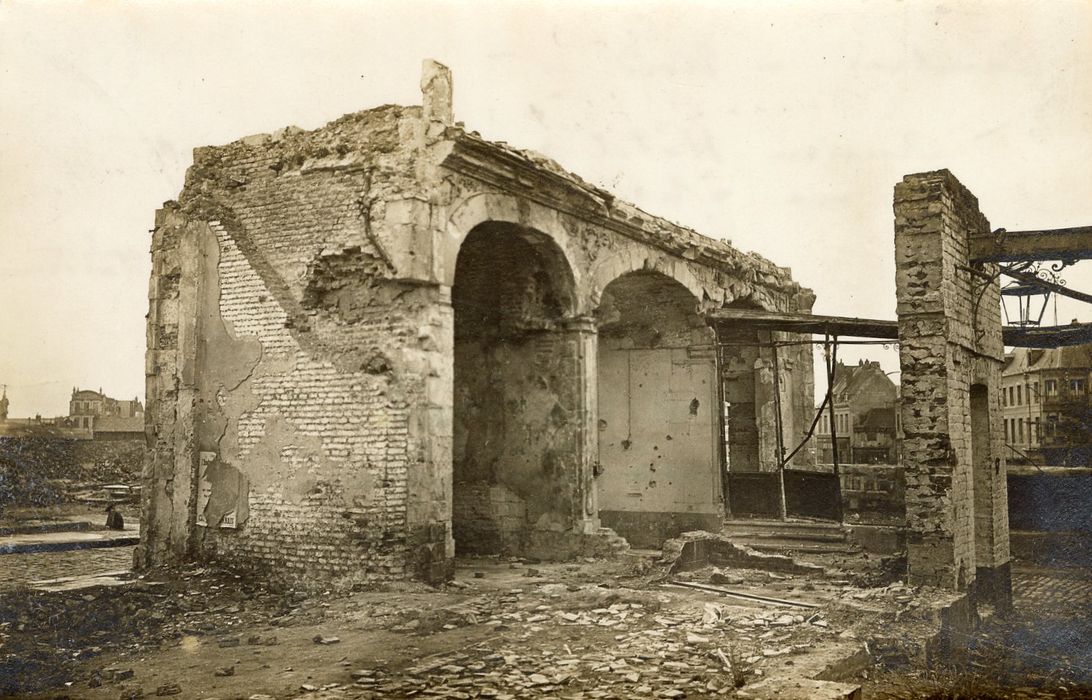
{"left": 0, "top": 436, "right": 143, "bottom": 510}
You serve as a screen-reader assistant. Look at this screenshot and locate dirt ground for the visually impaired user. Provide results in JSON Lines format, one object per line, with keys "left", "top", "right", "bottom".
{"left": 1, "top": 546, "right": 1089, "bottom": 700}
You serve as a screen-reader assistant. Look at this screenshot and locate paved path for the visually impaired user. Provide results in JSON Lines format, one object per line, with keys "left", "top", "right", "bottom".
{"left": 0, "top": 524, "right": 139, "bottom": 554}
{"left": 1013, "top": 567, "right": 1092, "bottom": 613}
{"left": 0, "top": 545, "right": 136, "bottom": 591}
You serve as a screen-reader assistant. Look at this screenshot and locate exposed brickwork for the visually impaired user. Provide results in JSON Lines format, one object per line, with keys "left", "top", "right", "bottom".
{"left": 894, "top": 170, "right": 1010, "bottom": 604}
{"left": 140, "top": 61, "right": 813, "bottom": 588}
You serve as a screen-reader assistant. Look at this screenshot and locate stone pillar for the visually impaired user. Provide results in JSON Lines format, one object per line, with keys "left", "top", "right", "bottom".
{"left": 136, "top": 208, "right": 203, "bottom": 569}
{"left": 894, "top": 170, "right": 1010, "bottom": 607}
{"left": 421, "top": 59, "right": 453, "bottom": 127}
{"left": 754, "top": 357, "right": 780, "bottom": 471}
{"left": 563, "top": 315, "right": 601, "bottom": 534}
{"left": 405, "top": 287, "right": 455, "bottom": 583}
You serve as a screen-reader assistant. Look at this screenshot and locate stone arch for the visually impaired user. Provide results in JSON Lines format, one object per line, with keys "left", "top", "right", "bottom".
{"left": 443, "top": 192, "right": 586, "bottom": 311}
{"left": 594, "top": 270, "right": 722, "bottom": 547}
{"left": 450, "top": 219, "right": 586, "bottom": 555}
{"left": 589, "top": 250, "right": 708, "bottom": 311}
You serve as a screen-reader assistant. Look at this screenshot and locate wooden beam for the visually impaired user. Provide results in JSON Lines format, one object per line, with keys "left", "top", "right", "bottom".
{"left": 970, "top": 226, "right": 1092, "bottom": 263}
{"left": 705, "top": 308, "right": 1092, "bottom": 349}
{"left": 705, "top": 309, "right": 898, "bottom": 339}
{"left": 1003, "top": 322, "right": 1092, "bottom": 348}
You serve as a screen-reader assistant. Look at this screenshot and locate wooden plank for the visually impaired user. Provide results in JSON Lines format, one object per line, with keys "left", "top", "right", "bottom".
{"left": 706, "top": 308, "right": 1092, "bottom": 349}
{"left": 664, "top": 581, "right": 821, "bottom": 609}
{"left": 970, "top": 226, "right": 1092, "bottom": 263}
{"left": 705, "top": 309, "right": 898, "bottom": 339}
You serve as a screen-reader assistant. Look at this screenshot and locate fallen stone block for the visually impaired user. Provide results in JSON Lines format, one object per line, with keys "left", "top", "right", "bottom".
{"left": 662, "top": 531, "right": 827, "bottom": 575}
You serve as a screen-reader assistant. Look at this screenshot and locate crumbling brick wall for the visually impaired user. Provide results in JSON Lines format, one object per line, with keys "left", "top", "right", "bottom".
{"left": 894, "top": 170, "right": 1010, "bottom": 607}
{"left": 139, "top": 60, "right": 814, "bottom": 587}
{"left": 138, "top": 105, "right": 443, "bottom": 586}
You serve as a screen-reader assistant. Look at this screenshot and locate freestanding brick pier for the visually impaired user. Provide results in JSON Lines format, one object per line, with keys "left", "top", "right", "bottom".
{"left": 894, "top": 170, "right": 1012, "bottom": 609}
{"left": 136, "top": 61, "right": 814, "bottom": 587}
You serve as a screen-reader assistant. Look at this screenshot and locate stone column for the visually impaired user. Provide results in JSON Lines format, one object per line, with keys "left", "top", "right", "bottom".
{"left": 404, "top": 287, "right": 455, "bottom": 583}
{"left": 894, "top": 170, "right": 1010, "bottom": 607}
{"left": 136, "top": 208, "right": 203, "bottom": 569}
{"left": 754, "top": 356, "right": 780, "bottom": 471}
{"left": 563, "top": 315, "right": 602, "bottom": 534}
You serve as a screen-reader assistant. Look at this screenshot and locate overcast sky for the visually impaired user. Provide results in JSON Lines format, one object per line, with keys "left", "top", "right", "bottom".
{"left": 1, "top": 0, "right": 1090, "bottom": 417}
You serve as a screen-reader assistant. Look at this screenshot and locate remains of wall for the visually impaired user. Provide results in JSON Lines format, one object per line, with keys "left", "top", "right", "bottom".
{"left": 139, "top": 60, "right": 814, "bottom": 587}
{"left": 137, "top": 103, "right": 447, "bottom": 586}
{"left": 451, "top": 223, "right": 581, "bottom": 553}
{"left": 894, "top": 170, "right": 1010, "bottom": 608}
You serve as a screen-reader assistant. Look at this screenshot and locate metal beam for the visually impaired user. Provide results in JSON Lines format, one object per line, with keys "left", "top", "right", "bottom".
{"left": 970, "top": 226, "right": 1092, "bottom": 263}
{"left": 1001, "top": 266, "right": 1092, "bottom": 306}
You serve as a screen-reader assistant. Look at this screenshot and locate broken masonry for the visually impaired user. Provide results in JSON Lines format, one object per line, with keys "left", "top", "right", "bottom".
{"left": 138, "top": 60, "right": 817, "bottom": 587}
{"left": 136, "top": 61, "right": 1013, "bottom": 605}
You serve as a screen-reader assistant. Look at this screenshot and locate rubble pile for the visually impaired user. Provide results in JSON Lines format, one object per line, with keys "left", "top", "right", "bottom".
{"left": 0, "top": 436, "right": 144, "bottom": 511}
{"left": 0, "top": 436, "right": 71, "bottom": 508}
{"left": 290, "top": 577, "right": 850, "bottom": 700}
{"left": 0, "top": 566, "right": 291, "bottom": 695}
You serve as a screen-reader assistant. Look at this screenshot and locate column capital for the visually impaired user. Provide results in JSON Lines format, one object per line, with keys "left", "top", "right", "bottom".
{"left": 561, "top": 315, "right": 598, "bottom": 334}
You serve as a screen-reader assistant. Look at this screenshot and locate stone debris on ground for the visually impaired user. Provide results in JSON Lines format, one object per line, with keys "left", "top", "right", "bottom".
{"left": 2, "top": 549, "right": 1088, "bottom": 699}
{"left": 284, "top": 569, "right": 868, "bottom": 700}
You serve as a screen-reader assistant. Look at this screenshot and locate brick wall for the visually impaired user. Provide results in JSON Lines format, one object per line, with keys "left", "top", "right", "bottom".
{"left": 138, "top": 106, "right": 448, "bottom": 587}
{"left": 894, "top": 170, "right": 1009, "bottom": 603}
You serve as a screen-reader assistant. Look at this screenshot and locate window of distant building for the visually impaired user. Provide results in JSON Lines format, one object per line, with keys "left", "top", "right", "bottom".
{"left": 1046, "top": 413, "right": 1058, "bottom": 436}
{"left": 1018, "top": 418, "right": 1024, "bottom": 443}
{"left": 1034, "top": 417, "right": 1041, "bottom": 443}
{"left": 1045, "top": 379, "right": 1057, "bottom": 396}
{"left": 1070, "top": 378, "right": 1085, "bottom": 394}
{"left": 1033, "top": 381, "right": 1039, "bottom": 403}
{"left": 1017, "top": 385, "right": 1023, "bottom": 405}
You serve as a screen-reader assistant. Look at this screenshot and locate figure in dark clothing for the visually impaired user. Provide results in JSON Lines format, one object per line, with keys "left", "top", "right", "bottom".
{"left": 105, "top": 504, "right": 125, "bottom": 530}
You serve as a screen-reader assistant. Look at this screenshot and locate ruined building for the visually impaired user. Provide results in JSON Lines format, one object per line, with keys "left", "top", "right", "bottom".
{"left": 138, "top": 61, "right": 817, "bottom": 586}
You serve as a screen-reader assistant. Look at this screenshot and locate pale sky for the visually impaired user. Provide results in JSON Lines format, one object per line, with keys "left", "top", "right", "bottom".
{"left": 1, "top": 0, "right": 1090, "bottom": 417}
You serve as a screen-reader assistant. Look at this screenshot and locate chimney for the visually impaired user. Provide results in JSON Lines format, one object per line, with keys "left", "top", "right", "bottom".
{"left": 421, "top": 59, "right": 453, "bottom": 126}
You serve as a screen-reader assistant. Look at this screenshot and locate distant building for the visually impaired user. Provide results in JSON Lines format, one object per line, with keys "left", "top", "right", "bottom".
{"left": 1002, "top": 346, "right": 1092, "bottom": 466}
{"left": 815, "top": 360, "right": 899, "bottom": 464}
{"left": 67, "top": 387, "right": 144, "bottom": 432}
{"left": 93, "top": 415, "right": 146, "bottom": 441}
{"left": 0, "top": 386, "right": 8, "bottom": 421}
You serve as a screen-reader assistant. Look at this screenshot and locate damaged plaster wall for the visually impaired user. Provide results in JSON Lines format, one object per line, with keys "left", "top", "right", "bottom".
{"left": 140, "top": 103, "right": 448, "bottom": 586}
{"left": 595, "top": 271, "right": 721, "bottom": 547}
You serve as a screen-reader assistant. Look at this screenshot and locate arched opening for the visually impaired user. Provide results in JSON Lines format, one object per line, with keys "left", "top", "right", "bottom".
{"left": 451, "top": 221, "right": 580, "bottom": 555}
{"left": 595, "top": 271, "right": 721, "bottom": 547}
